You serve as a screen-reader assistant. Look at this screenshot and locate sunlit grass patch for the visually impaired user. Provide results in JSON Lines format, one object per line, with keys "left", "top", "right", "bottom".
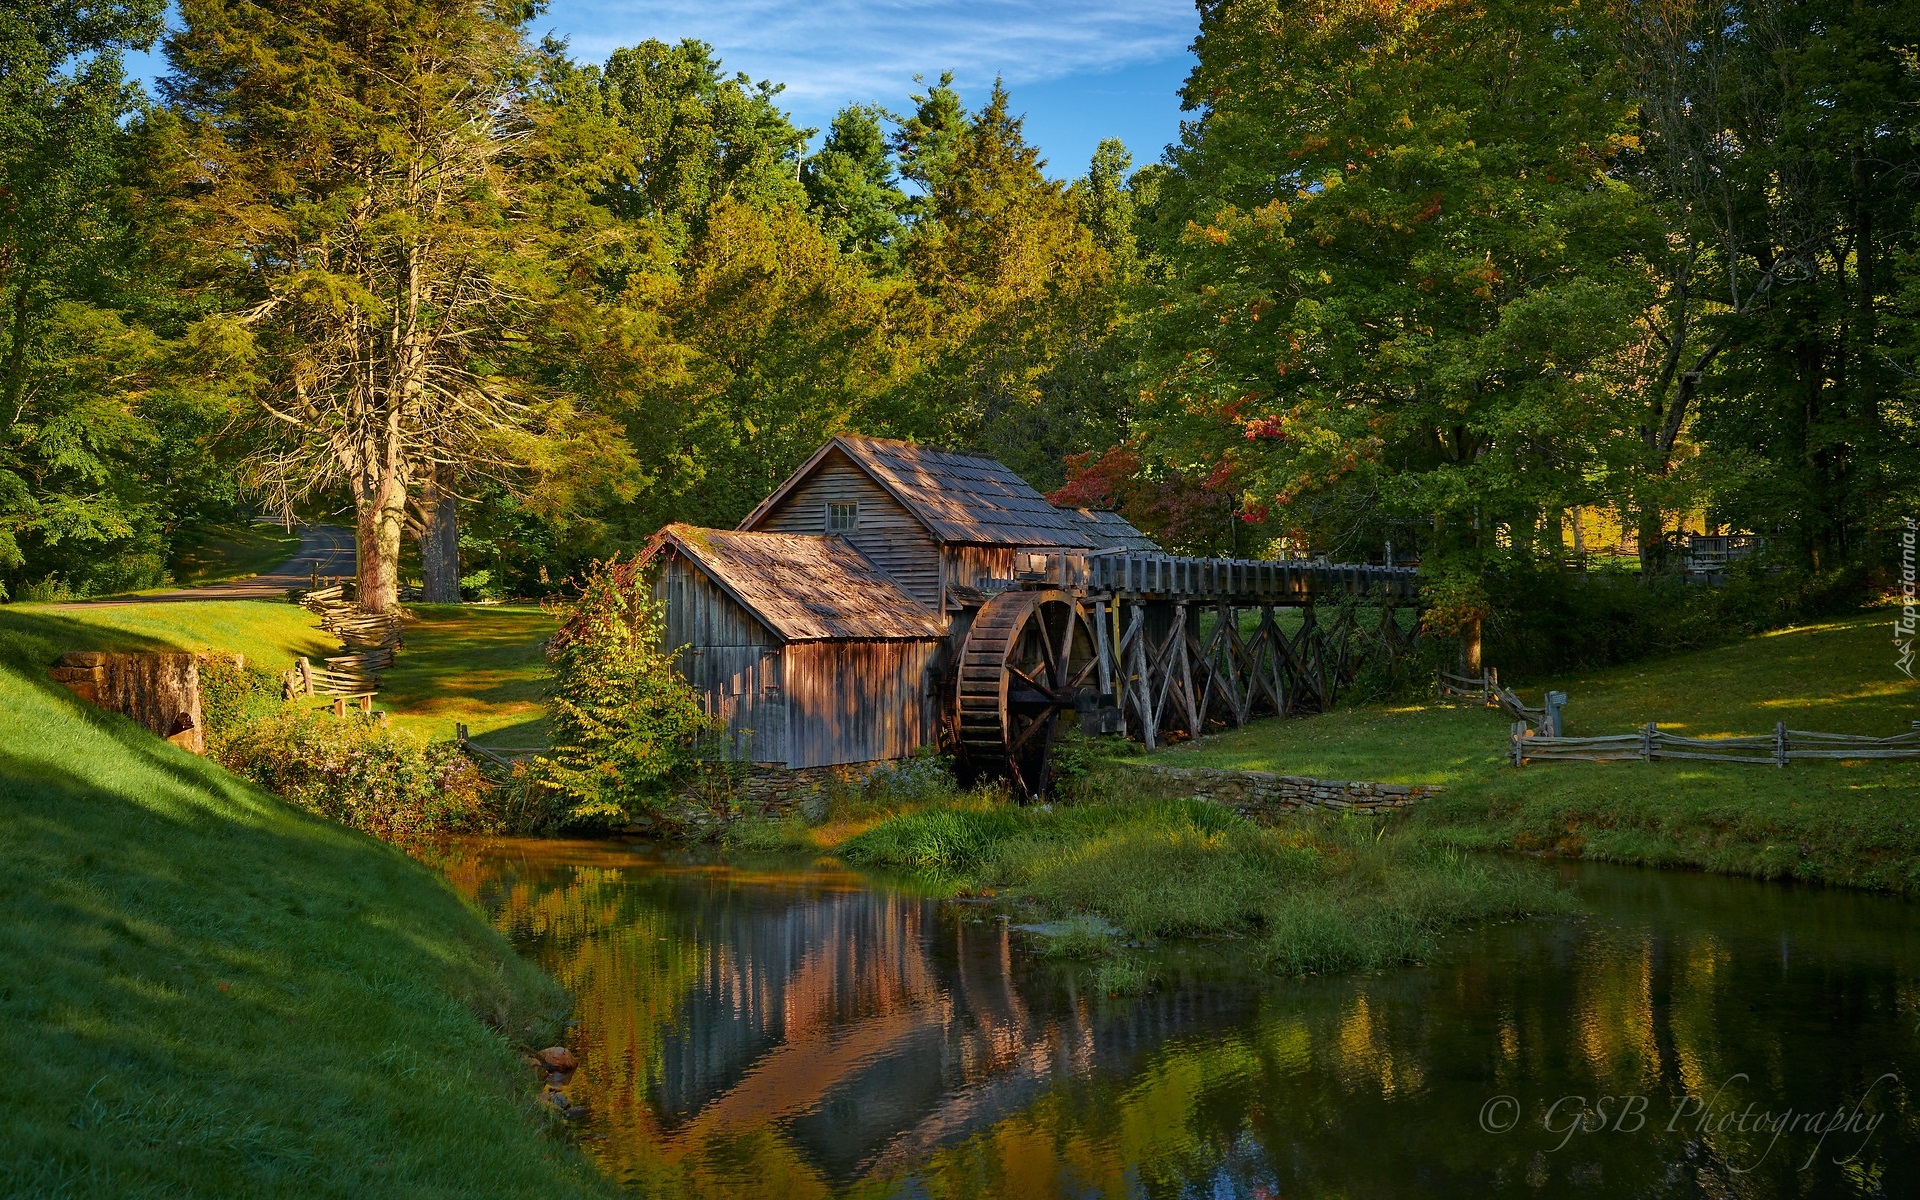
{"left": 0, "top": 600, "right": 334, "bottom": 673}
{"left": 377, "top": 604, "right": 556, "bottom": 743}
{"left": 1116, "top": 608, "right": 1919, "bottom": 893}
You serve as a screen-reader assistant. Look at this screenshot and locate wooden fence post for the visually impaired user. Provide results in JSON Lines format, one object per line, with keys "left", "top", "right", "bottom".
{"left": 1544, "top": 690, "right": 1567, "bottom": 738}
{"left": 1641, "top": 721, "right": 1657, "bottom": 762}
{"left": 1511, "top": 720, "right": 1530, "bottom": 767}
{"left": 1774, "top": 721, "right": 1788, "bottom": 769}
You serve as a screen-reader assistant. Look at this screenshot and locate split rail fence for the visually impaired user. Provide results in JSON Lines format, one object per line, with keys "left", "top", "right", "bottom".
{"left": 1438, "top": 667, "right": 1563, "bottom": 734}
{"left": 454, "top": 724, "right": 548, "bottom": 775}
{"left": 1511, "top": 721, "right": 1920, "bottom": 767}
{"left": 282, "top": 580, "right": 407, "bottom": 713}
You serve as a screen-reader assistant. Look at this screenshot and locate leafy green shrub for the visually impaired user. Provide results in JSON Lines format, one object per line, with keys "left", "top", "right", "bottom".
{"left": 197, "top": 653, "right": 281, "bottom": 742}
{"left": 859, "top": 751, "right": 958, "bottom": 805}
{"left": 219, "top": 712, "right": 499, "bottom": 844}
{"left": 527, "top": 556, "right": 716, "bottom": 827}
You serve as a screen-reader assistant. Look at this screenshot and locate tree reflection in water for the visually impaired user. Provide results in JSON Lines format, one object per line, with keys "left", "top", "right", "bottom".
{"left": 441, "top": 842, "right": 1920, "bottom": 1198}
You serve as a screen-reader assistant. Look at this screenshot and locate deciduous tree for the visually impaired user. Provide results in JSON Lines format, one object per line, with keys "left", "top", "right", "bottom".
{"left": 164, "top": 0, "right": 562, "bottom": 610}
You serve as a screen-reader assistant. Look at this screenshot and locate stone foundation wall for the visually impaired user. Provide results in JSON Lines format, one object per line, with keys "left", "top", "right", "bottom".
{"left": 722, "top": 762, "right": 880, "bottom": 818}
{"left": 1112, "top": 762, "right": 1443, "bottom": 819}
{"left": 49, "top": 651, "right": 208, "bottom": 754}
{"left": 634, "top": 757, "right": 1439, "bottom": 836}
{"left": 630, "top": 761, "right": 885, "bottom": 835}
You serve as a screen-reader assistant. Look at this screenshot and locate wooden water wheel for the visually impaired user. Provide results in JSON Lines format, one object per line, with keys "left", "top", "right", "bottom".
{"left": 953, "top": 589, "right": 1100, "bottom": 797}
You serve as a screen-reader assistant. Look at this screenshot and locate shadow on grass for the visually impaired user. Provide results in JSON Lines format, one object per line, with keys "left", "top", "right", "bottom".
{"left": 469, "top": 717, "right": 549, "bottom": 748}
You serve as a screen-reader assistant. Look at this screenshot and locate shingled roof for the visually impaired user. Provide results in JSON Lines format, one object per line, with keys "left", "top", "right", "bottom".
{"left": 741, "top": 435, "right": 1161, "bottom": 551}
{"left": 648, "top": 524, "right": 944, "bottom": 642}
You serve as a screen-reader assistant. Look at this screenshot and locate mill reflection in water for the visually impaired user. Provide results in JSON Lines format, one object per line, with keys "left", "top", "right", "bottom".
{"left": 442, "top": 840, "right": 1920, "bottom": 1199}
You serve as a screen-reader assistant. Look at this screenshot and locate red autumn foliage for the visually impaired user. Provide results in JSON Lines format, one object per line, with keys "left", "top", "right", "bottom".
{"left": 1049, "top": 444, "right": 1240, "bottom": 554}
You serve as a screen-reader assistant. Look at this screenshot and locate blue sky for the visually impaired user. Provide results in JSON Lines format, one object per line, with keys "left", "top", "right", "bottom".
{"left": 126, "top": 0, "right": 1200, "bottom": 180}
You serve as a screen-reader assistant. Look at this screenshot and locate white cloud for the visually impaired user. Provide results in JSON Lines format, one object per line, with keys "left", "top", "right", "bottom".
{"left": 540, "top": 0, "right": 1196, "bottom": 109}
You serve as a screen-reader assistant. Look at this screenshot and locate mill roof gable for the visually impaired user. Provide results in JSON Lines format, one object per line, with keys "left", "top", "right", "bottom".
{"left": 737, "top": 435, "right": 1160, "bottom": 551}
{"left": 646, "top": 524, "right": 944, "bottom": 643}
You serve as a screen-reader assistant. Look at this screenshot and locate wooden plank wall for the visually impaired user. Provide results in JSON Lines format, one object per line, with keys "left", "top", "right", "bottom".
{"left": 784, "top": 640, "right": 942, "bottom": 768}
{"left": 752, "top": 451, "right": 945, "bottom": 609}
{"left": 944, "top": 544, "right": 1016, "bottom": 599}
{"left": 655, "top": 559, "right": 788, "bottom": 764}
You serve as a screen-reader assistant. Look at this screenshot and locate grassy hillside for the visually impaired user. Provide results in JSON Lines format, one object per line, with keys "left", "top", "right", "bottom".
{"left": 0, "top": 611, "right": 611, "bottom": 1198}
{"left": 1121, "top": 609, "right": 1920, "bottom": 892}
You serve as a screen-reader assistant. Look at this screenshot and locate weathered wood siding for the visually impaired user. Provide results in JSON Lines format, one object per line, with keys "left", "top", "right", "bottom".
{"left": 784, "top": 640, "right": 941, "bottom": 768}
{"left": 655, "top": 557, "right": 788, "bottom": 764}
{"left": 943, "top": 545, "right": 1016, "bottom": 599}
{"left": 752, "top": 451, "right": 945, "bottom": 609}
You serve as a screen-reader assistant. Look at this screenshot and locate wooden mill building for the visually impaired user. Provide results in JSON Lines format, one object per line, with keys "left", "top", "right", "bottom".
{"left": 645, "top": 435, "right": 1158, "bottom": 770}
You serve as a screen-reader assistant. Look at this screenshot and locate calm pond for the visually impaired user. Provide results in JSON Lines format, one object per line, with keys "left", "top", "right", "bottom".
{"left": 441, "top": 841, "right": 1920, "bottom": 1198}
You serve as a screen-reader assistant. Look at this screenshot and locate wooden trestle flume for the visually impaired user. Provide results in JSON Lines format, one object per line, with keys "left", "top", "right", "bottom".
{"left": 645, "top": 435, "right": 1421, "bottom": 798}
{"left": 945, "top": 550, "right": 1419, "bottom": 793}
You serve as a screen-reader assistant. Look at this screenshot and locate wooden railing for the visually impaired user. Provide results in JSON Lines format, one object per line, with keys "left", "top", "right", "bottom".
{"left": 1439, "top": 667, "right": 1564, "bottom": 734}
{"left": 1511, "top": 721, "right": 1920, "bottom": 767}
{"left": 286, "top": 578, "right": 404, "bottom": 711}
{"left": 1018, "top": 550, "right": 1419, "bottom": 602}
{"left": 1437, "top": 667, "right": 1496, "bottom": 704}
{"left": 455, "top": 723, "right": 548, "bottom": 773}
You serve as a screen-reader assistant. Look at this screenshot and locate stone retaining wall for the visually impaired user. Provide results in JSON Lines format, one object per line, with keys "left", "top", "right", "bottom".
{"left": 632, "top": 757, "right": 1438, "bottom": 836}
{"left": 50, "top": 651, "right": 210, "bottom": 754}
{"left": 631, "top": 761, "right": 883, "bottom": 835}
{"left": 720, "top": 762, "right": 877, "bottom": 818}
{"left": 1113, "top": 762, "right": 1443, "bottom": 819}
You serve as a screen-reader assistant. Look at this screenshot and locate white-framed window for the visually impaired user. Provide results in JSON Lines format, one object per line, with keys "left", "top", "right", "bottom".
{"left": 827, "top": 501, "right": 858, "bottom": 533}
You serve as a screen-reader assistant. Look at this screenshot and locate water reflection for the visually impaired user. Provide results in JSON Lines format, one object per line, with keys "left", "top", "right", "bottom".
{"left": 442, "top": 842, "right": 1920, "bottom": 1198}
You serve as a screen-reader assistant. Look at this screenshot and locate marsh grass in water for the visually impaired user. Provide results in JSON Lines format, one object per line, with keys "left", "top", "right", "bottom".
{"left": 835, "top": 797, "right": 1572, "bottom": 976}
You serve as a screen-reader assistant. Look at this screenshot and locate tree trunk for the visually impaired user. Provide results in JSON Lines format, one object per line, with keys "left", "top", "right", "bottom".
{"left": 357, "top": 476, "right": 407, "bottom": 612}
{"left": 1462, "top": 617, "right": 1482, "bottom": 675}
{"left": 1637, "top": 508, "right": 1666, "bottom": 578}
{"left": 419, "top": 476, "right": 461, "bottom": 603}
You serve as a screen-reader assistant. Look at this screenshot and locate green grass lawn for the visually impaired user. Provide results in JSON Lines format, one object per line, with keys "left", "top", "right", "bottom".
{"left": 167, "top": 521, "right": 304, "bottom": 586}
{"left": 380, "top": 604, "right": 554, "bottom": 747}
{"left": 0, "top": 617, "right": 612, "bottom": 1197}
{"left": 0, "top": 600, "right": 337, "bottom": 673}
{"left": 1121, "top": 608, "right": 1920, "bottom": 892}
{"left": 0, "top": 599, "right": 555, "bottom": 748}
